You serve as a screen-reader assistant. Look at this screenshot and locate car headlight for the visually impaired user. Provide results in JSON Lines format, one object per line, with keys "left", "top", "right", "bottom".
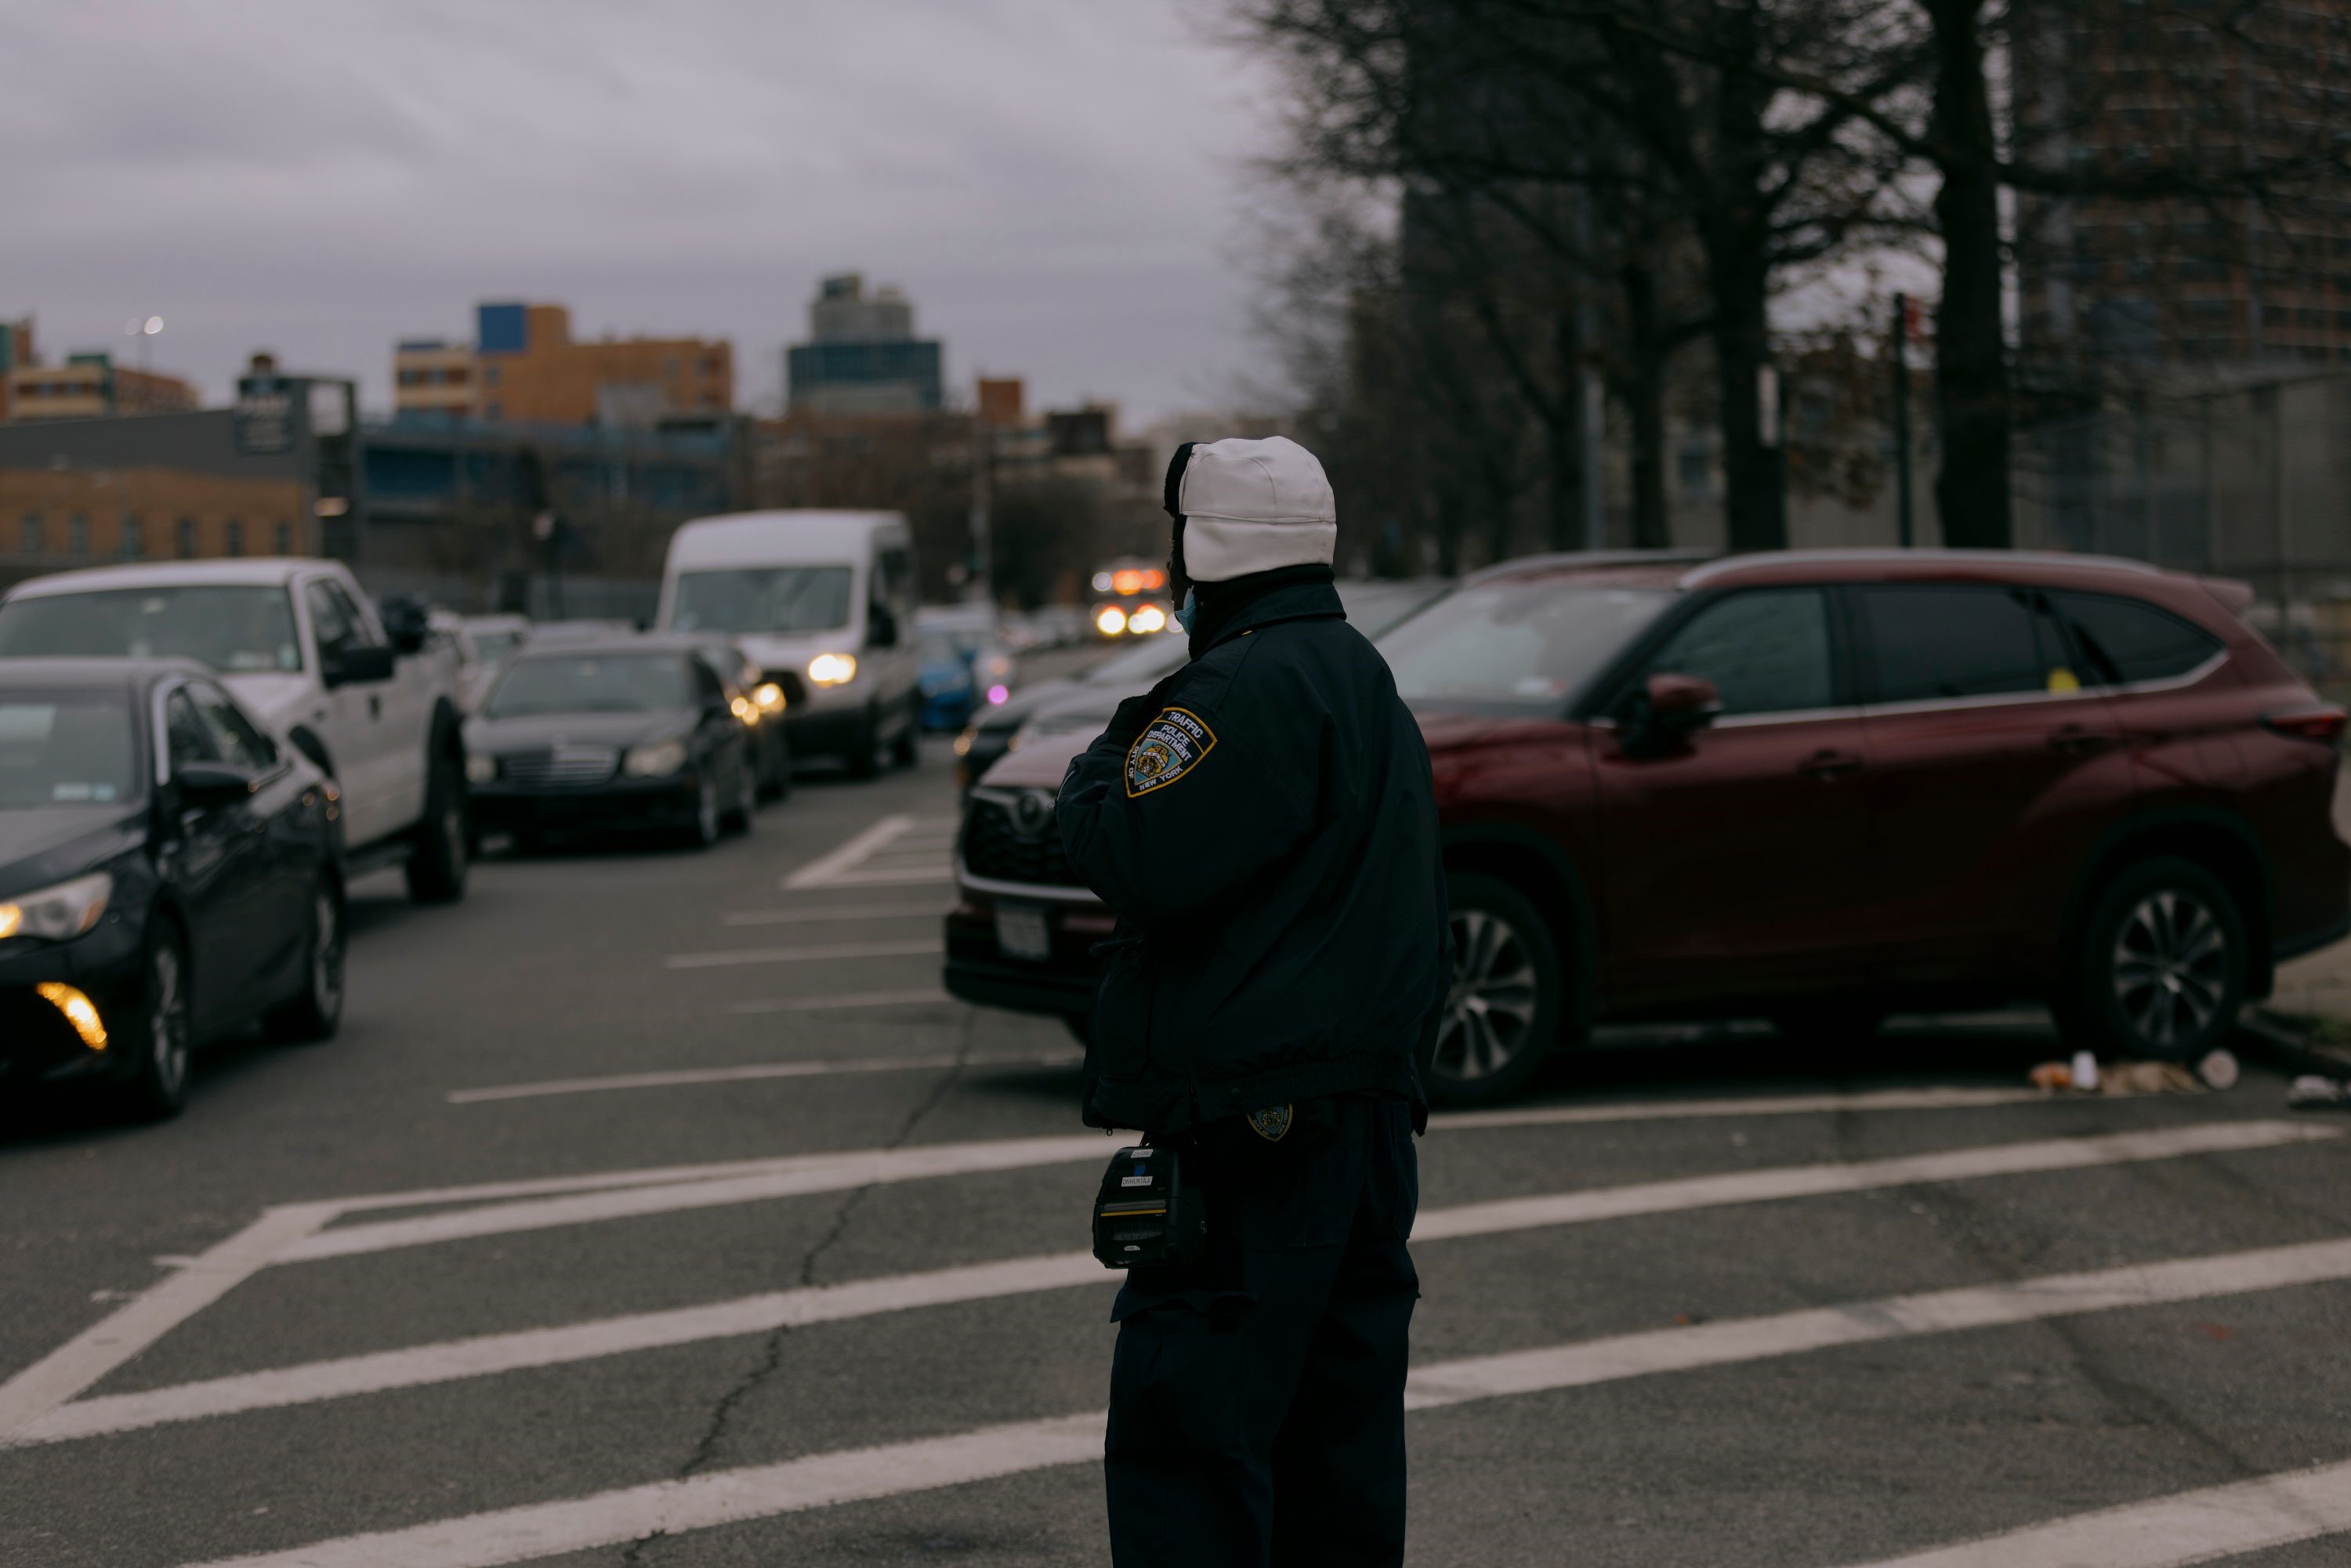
{"left": 1128, "top": 605, "right": 1167, "bottom": 635}
{"left": 623, "top": 740, "right": 690, "bottom": 777}
{"left": 1096, "top": 607, "right": 1127, "bottom": 636}
{"left": 0, "top": 871, "right": 113, "bottom": 943}
{"left": 752, "top": 681, "right": 785, "bottom": 711}
{"left": 807, "top": 653, "right": 857, "bottom": 687}
{"left": 731, "top": 695, "right": 759, "bottom": 724}
{"left": 465, "top": 754, "right": 498, "bottom": 785}
{"left": 952, "top": 727, "right": 976, "bottom": 757}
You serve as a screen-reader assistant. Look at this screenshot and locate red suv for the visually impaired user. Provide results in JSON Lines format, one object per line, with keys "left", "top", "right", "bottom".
{"left": 945, "top": 551, "right": 2349, "bottom": 1103}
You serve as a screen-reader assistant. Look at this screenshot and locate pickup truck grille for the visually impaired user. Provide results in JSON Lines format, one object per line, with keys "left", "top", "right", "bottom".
{"left": 502, "top": 747, "right": 619, "bottom": 788}
{"left": 962, "top": 791, "right": 1081, "bottom": 888}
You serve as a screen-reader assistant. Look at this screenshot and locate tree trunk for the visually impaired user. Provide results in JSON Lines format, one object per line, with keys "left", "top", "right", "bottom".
{"left": 1623, "top": 264, "right": 1671, "bottom": 549}
{"left": 1549, "top": 305, "right": 1585, "bottom": 552}
{"left": 1929, "top": 0, "right": 2012, "bottom": 548}
{"left": 1709, "top": 255, "right": 1786, "bottom": 552}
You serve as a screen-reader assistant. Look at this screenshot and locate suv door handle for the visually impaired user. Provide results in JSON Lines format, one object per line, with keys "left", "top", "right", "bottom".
{"left": 1796, "top": 748, "right": 1864, "bottom": 780}
{"left": 2048, "top": 724, "right": 2111, "bottom": 753}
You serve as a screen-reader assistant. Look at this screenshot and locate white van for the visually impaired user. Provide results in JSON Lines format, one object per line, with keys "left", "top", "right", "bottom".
{"left": 656, "top": 511, "right": 922, "bottom": 776}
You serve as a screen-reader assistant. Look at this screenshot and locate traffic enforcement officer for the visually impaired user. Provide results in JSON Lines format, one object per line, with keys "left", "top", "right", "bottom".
{"left": 1057, "top": 436, "right": 1451, "bottom": 1567}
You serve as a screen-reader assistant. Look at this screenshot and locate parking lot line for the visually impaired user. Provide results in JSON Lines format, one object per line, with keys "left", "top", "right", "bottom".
{"left": 721, "top": 902, "right": 947, "bottom": 926}
{"left": 662, "top": 937, "right": 943, "bottom": 969}
{"left": 165, "top": 1237, "right": 2351, "bottom": 1568}
{"left": 1430, "top": 1086, "right": 2047, "bottom": 1129}
{"left": 720, "top": 987, "right": 955, "bottom": 1015}
{"left": 26, "top": 1121, "right": 2331, "bottom": 1447}
{"left": 446, "top": 1048, "right": 1083, "bottom": 1104}
{"left": 1835, "top": 1457, "right": 2351, "bottom": 1567}
{"left": 0, "top": 1202, "right": 338, "bottom": 1447}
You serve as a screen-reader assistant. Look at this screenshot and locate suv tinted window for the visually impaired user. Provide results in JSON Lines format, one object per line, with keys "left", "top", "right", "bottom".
{"left": 1643, "top": 588, "right": 1835, "bottom": 717}
{"left": 1860, "top": 585, "right": 2070, "bottom": 704}
{"left": 2051, "top": 592, "right": 2222, "bottom": 686}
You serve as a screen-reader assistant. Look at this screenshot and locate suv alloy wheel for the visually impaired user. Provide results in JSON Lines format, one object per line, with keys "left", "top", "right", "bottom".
{"left": 1427, "top": 873, "right": 1564, "bottom": 1105}
{"left": 2060, "top": 855, "right": 2247, "bottom": 1063}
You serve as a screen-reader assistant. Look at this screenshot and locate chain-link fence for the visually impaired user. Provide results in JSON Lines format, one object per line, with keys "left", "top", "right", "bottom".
{"left": 2013, "top": 368, "right": 2351, "bottom": 701}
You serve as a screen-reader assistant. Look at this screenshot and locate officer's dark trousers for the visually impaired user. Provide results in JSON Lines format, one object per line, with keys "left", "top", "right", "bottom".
{"left": 1106, "top": 1095, "right": 1420, "bottom": 1568}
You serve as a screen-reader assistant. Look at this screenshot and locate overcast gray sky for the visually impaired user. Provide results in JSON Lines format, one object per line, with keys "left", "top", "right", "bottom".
{"left": 0, "top": 1, "right": 1278, "bottom": 426}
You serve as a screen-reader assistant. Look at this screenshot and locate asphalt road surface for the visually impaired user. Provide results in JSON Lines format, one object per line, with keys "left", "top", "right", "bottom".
{"left": 5, "top": 701, "right": 2351, "bottom": 1566}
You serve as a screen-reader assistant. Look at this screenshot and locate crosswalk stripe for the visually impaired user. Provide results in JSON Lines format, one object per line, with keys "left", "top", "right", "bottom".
{"left": 23, "top": 1121, "right": 2331, "bottom": 1447}
{"left": 1834, "top": 1457, "right": 2351, "bottom": 1567}
{"left": 165, "top": 1237, "right": 2351, "bottom": 1568}
{"left": 662, "top": 937, "right": 943, "bottom": 969}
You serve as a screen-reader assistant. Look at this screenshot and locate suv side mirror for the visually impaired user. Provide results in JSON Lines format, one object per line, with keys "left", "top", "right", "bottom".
{"left": 322, "top": 643, "right": 397, "bottom": 688}
{"left": 868, "top": 605, "right": 899, "bottom": 649}
{"left": 1624, "top": 672, "right": 1722, "bottom": 756}
{"left": 174, "top": 760, "right": 256, "bottom": 809}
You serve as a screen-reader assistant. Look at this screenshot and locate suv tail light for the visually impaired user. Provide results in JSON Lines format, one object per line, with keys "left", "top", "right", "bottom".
{"left": 2263, "top": 706, "right": 2347, "bottom": 745}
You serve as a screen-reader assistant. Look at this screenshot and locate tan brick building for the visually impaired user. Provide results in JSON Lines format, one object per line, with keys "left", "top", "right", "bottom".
{"left": 2, "top": 465, "right": 306, "bottom": 580}
{"left": 4, "top": 357, "right": 200, "bottom": 422}
{"left": 394, "top": 302, "right": 732, "bottom": 425}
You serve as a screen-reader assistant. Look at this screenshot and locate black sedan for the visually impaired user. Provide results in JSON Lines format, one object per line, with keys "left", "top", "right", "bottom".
{"left": 0, "top": 659, "right": 345, "bottom": 1120}
{"left": 464, "top": 637, "right": 760, "bottom": 850}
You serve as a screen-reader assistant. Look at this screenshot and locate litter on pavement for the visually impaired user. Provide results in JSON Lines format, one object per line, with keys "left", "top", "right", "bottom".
{"left": 2286, "top": 1074, "right": 2351, "bottom": 1110}
{"left": 2027, "top": 1054, "right": 2230, "bottom": 1095}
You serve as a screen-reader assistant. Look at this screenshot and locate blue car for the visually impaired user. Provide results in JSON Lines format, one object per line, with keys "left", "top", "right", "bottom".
{"left": 917, "top": 621, "right": 1016, "bottom": 731}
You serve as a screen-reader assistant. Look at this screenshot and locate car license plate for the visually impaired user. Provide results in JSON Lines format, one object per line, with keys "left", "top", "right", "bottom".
{"left": 995, "top": 905, "right": 1051, "bottom": 961}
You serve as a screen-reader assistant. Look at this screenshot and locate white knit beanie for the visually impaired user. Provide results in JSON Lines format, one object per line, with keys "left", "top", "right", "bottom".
{"left": 1172, "top": 436, "right": 1337, "bottom": 582}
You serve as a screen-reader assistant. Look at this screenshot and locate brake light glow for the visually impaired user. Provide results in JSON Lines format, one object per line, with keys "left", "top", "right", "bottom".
{"left": 2263, "top": 707, "right": 2347, "bottom": 744}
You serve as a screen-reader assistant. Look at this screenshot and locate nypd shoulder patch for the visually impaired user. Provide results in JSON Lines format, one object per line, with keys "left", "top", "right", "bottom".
{"left": 1246, "top": 1104, "right": 1294, "bottom": 1142}
{"left": 1125, "top": 707, "right": 1218, "bottom": 798}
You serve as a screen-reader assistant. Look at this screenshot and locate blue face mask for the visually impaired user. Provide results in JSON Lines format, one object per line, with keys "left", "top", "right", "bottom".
{"left": 1173, "top": 588, "right": 1199, "bottom": 635}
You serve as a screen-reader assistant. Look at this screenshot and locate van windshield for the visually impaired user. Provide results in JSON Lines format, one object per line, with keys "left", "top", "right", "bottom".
{"left": 671, "top": 567, "right": 853, "bottom": 636}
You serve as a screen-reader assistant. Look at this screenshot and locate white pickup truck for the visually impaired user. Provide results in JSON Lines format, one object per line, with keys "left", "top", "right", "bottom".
{"left": 0, "top": 559, "right": 473, "bottom": 902}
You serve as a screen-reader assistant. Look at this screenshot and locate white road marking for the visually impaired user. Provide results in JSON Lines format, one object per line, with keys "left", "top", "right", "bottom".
{"left": 1835, "top": 1458, "right": 2351, "bottom": 1567}
{"left": 781, "top": 814, "right": 957, "bottom": 890}
{"left": 447, "top": 1049, "right": 1084, "bottom": 1104}
{"left": 0, "top": 1202, "right": 336, "bottom": 1446}
{"left": 276, "top": 1118, "right": 2332, "bottom": 1266}
{"left": 164, "top": 1237, "right": 2351, "bottom": 1568}
{"left": 27, "top": 1121, "right": 2331, "bottom": 1446}
{"left": 174, "top": 1414, "right": 1110, "bottom": 1568}
{"left": 275, "top": 1134, "right": 1114, "bottom": 1263}
{"left": 662, "top": 938, "right": 942, "bottom": 969}
{"left": 721, "top": 987, "right": 956, "bottom": 1016}
{"left": 721, "top": 902, "right": 947, "bottom": 927}
{"left": 1429, "top": 1086, "right": 2049, "bottom": 1130}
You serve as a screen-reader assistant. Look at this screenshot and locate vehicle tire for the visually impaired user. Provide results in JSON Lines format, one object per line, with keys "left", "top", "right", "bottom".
{"left": 117, "top": 920, "right": 194, "bottom": 1121}
{"left": 685, "top": 771, "right": 723, "bottom": 849}
{"left": 2056, "top": 855, "right": 2247, "bottom": 1063}
{"left": 1427, "top": 872, "right": 1566, "bottom": 1106}
{"left": 1770, "top": 1002, "right": 1886, "bottom": 1048}
{"left": 265, "top": 875, "right": 346, "bottom": 1044}
{"left": 846, "top": 704, "right": 881, "bottom": 780}
{"left": 405, "top": 750, "right": 469, "bottom": 904}
{"left": 724, "top": 753, "right": 758, "bottom": 835}
{"left": 765, "top": 731, "right": 793, "bottom": 805}
{"left": 892, "top": 694, "right": 921, "bottom": 770}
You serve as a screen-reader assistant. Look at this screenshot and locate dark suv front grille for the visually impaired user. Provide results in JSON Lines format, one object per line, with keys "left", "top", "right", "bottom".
{"left": 962, "top": 792, "right": 1081, "bottom": 887}
{"left": 760, "top": 669, "right": 809, "bottom": 707}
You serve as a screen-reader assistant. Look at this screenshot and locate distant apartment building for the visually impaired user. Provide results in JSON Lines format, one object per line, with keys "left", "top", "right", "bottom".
{"left": 4, "top": 351, "right": 199, "bottom": 422}
{"left": 0, "top": 317, "right": 31, "bottom": 421}
{"left": 393, "top": 302, "right": 733, "bottom": 425}
{"left": 2019, "top": 2, "right": 2351, "bottom": 368}
{"left": 786, "top": 273, "right": 944, "bottom": 415}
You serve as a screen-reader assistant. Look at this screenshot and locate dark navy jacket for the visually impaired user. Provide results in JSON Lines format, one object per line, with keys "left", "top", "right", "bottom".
{"left": 1056, "top": 575, "right": 1450, "bottom": 1135}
